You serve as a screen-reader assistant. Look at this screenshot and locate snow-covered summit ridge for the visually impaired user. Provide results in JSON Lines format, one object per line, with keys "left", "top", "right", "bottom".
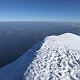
{"left": 0, "top": 33, "right": 80, "bottom": 80}
{"left": 24, "top": 33, "right": 80, "bottom": 80}
{"left": 45, "top": 33, "right": 80, "bottom": 50}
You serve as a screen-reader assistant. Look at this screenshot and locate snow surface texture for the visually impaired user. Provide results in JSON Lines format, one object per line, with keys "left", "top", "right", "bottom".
{"left": 0, "top": 33, "right": 80, "bottom": 80}
{"left": 24, "top": 33, "right": 80, "bottom": 80}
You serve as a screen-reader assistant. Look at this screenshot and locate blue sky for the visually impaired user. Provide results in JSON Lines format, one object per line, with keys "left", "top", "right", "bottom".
{"left": 0, "top": 0, "right": 80, "bottom": 22}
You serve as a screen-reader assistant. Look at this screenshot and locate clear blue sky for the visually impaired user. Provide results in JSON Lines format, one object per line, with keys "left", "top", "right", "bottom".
{"left": 0, "top": 0, "right": 80, "bottom": 22}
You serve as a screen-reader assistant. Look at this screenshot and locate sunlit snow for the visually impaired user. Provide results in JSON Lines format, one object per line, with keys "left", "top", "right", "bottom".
{"left": 24, "top": 33, "right": 80, "bottom": 80}
{"left": 0, "top": 33, "right": 80, "bottom": 80}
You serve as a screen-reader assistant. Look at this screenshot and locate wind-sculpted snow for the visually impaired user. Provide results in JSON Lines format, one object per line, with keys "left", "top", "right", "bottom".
{"left": 24, "top": 33, "right": 80, "bottom": 80}
{"left": 0, "top": 33, "right": 80, "bottom": 80}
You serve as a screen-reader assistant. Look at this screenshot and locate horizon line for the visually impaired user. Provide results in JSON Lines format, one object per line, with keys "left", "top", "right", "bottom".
{"left": 0, "top": 20, "right": 80, "bottom": 23}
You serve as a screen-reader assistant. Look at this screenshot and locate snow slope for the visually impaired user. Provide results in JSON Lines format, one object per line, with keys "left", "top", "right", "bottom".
{"left": 0, "top": 33, "right": 80, "bottom": 80}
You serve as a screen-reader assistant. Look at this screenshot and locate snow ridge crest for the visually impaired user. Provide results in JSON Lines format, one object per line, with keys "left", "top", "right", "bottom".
{"left": 24, "top": 33, "right": 80, "bottom": 80}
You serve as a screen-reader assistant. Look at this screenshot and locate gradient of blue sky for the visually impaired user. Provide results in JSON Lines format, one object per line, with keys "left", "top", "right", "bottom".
{"left": 0, "top": 0, "right": 80, "bottom": 22}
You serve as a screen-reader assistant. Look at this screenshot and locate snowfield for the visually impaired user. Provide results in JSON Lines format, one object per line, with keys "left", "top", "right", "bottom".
{"left": 0, "top": 33, "right": 80, "bottom": 80}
